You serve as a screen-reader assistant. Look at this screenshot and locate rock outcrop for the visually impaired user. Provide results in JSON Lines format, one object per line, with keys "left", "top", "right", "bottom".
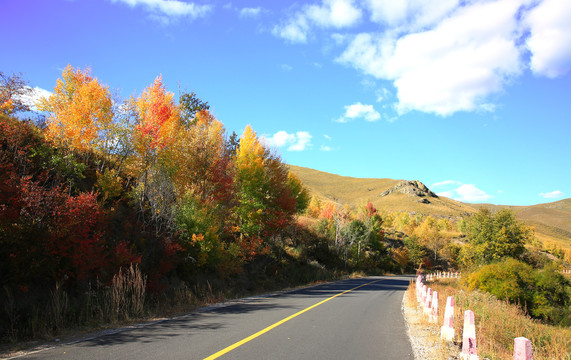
{"left": 379, "top": 180, "right": 438, "bottom": 200}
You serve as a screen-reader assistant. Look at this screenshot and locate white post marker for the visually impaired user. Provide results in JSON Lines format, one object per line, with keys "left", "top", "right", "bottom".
{"left": 460, "top": 310, "right": 479, "bottom": 360}
{"left": 424, "top": 288, "right": 432, "bottom": 316}
{"left": 430, "top": 291, "right": 438, "bottom": 323}
{"left": 513, "top": 337, "right": 533, "bottom": 360}
{"left": 441, "top": 296, "right": 455, "bottom": 341}
{"left": 421, "top": 284, "right": 427, "bottom": 308}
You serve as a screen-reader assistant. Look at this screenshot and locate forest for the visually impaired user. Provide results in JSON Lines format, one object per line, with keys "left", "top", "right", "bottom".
{"left": 1, "top": 67, "right": 569, "bottom": 344}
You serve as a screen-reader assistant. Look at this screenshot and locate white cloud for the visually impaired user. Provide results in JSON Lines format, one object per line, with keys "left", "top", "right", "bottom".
{"left": 455, "top": 184, "right": 493, "bottom": 202}
{"left": 17, "top": 86, "right": 53, "bottom": 111}
{"left": 336, "top": 102, "right": 381, "bottom": 122}
{"left": 281, "top": 64, "right": 293, "bottom": 71}
{"left": 272, "top": 15, "right": 310, "bottom": 43}
{"left": 433, "top": 181, "right": 492, "bottom": 202}
{"left": 539, "top": 190, "right": 565, "bottom": 199}
{"left": 364, "top": 0, "right": 459, "bottom": 29}
{"left": 431, "top": 180, "right": 461, "bottom": 188}
{"left": 264, "top": 131, "right": 313, "bottom": 151}
{"left": 375, "top": 87, "right": 391, "bottom": 102}
{"left": 289, "top": 131, "right": 312, "bottom": 151}
{"left": 436, "top": 191, "right": 453, "bottom": 198}
{"left": 270, "top": 0, "right": 571, "bottom": 116}
{"left": 321, "top": 145, "right": 333, "bottom": 151}
{"left": 306, "top": 0, "right": 362, "bottom": 28}
{"left": 525, "top": 0, "right": 571, "bottom": 78}
{"left": 110, "top": 0, "right": 211, "bottom": 19}
{"left": 239, "top": 7, "right": 262, "bottom": 18}
{"left": 338, "top": 0, "right": 525, "bottom": 116}
{"left": 323, "top": 134, "right": 332, "bottom": 140}
{"left": 273, "top": 0, "right": 361, "bottom": 43}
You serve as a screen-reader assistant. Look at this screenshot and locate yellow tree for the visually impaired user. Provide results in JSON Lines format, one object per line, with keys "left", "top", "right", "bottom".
{"left": 306, "top": 195, "right": 322, "bottom": 218}
{"left": 414, "top": 216, "right": 445, "bottom": 260}
{"left": 172, "top": 110, "right": 231, "bottom": 204}
{"left": 38, "top": 65, "right": 114, "bottom": 153}
{"left": 234, "top": 125, "right": 267, "bottom": 237}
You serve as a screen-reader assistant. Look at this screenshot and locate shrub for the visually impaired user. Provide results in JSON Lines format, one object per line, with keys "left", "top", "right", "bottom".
{"left": 465, "top": 258, "right": 571, "bottom": 325}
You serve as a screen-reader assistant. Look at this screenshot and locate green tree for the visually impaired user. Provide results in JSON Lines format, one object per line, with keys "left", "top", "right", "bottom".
{"left": 463, "top": 208, "right": 530, "bottom": 265}
{"left": 179, "top": 91, "right": 209, "bottom": 127}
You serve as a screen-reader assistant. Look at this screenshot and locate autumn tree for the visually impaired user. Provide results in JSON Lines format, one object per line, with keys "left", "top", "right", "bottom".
{"left": 131, "top": 75, "right": 180, "bottom": 236}
{"left": 414, "top": 216, "right": 445, "bottom": 261}
{"left": 234, "top": 125, "right": 267, "bottom": 237}
{"left": 171, "top": 110, "right": 232, "bottom": 204}
{"left": 459, "top": 208, "right": 532, "bottom": 266}
{"left": 233, "top": 125, "right": 300, "bottom": 258}
{"left": 0, "top": 71, "right": 34, "bottom": 115}
{"left": 38, "top": 65, "right": 114, "bottom": 154}
{"left": 306, "top": 195, "right": 322, "bottom": 218}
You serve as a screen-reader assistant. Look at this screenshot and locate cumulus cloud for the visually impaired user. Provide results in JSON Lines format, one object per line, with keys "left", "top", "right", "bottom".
{"left": 455, "top": 184, "right": 493, "bottom": 202}
{"left": 336, "top": 102, "right": 381, "bottom": 122}
{"left": 239, "top": 7, "right": 262, "bottom": 18}
{"left": 271, "top": 0, "right": 571, "bottom": 116}
{"left": 110, "top": 0, "right": 211, "bottom": 20}
{"left": 338, "top": 0, "right": 524, "bottom": 116}
{"left": 525, "top": 0, "right": 571, "bottom": 78}
{"left": 321, "top": 145, "right": 333, "bottom": 151}
{"left": 431, "top": 180, "right": 461, "bottom": 188}
{"left": 434, "top": 181, "right": 493, "bottom": 202}
{"left": 17, "top": 87, "right": 53, "bottom": 111}
{"left": 273, "top": 0, "right": 361, "bottom": 43}
{"left": 539, "top": 190, "right": 565, "bottom": 199}
{"left": 305, "top": 0, "right": 362, "bottom": 28}
{"left": 263, "top": 131, "right": 313, "bottom": 151}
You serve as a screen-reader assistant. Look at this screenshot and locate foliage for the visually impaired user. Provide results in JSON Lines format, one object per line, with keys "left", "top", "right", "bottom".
{"left": 0, "top": 67, "right": 357, "bottom": 343}
{"left": 460, "top": 208, "right": 532, "bottom": 266}
{"left": 464, "top": 258, "right": 571, "bottom": 324}
{"left": 38, "top": 65, "right": 114, "bottom": 153}
{"left": 306, "top": 195, "right": 322, "bottom": 218}
{"left": 179, "top": 91, "right": 210, "bottom": 127}
{"left": 0, "top": 71, "right": 34, "bottom": 115}
{"left": 426, "top": 279, "right": 571, "bottom": 359}
{"left": 403, "top": 236, "right": 426, "bottom": 269}
{"left": 171, "top": 110, "right": 232, "bottom": 204}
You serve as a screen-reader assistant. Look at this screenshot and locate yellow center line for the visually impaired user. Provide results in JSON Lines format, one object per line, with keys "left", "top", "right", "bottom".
{"left": 203, "top": 279, "right": 381, "bottom": 360}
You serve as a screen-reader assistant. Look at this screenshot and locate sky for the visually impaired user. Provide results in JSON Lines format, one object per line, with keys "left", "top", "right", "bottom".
{"left": 2, "top": 0, "right": 570, "bottom": 206}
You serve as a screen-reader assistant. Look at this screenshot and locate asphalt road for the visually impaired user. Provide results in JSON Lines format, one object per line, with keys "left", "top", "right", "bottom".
{"left": 15, "top": 276, "right": 414, "bottom": 360}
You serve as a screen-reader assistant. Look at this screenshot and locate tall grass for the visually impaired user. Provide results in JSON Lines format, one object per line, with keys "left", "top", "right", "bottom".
{"left": 110, "top": 264, "right": 146, "bottom": 321}
{"left": 426, "top": 279, "right": 571, "bottom": 360}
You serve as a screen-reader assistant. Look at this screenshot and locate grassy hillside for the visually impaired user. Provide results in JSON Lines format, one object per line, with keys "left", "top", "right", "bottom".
{"left": 288, "top": 164, "right": 570, "bottom": 249}
{"left": 469, "top": 199, "right": 571, "bottom": 249}
{"left": 288, "top": 165, "right": 475, "bottom": 217}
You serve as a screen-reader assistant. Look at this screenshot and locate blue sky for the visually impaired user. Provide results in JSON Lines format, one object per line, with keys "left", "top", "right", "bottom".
{"left": 2, "top": 0, "right": 570, "bottom": 206}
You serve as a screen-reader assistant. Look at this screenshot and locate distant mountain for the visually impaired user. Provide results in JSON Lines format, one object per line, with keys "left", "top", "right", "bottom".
{"left": 288, "top": 165, "right": 570, "bottom": 248}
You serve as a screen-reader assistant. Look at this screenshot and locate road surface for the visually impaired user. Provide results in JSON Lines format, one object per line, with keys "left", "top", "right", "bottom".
{"left": 14, "top": 276, "right": 414, "bottom": 360}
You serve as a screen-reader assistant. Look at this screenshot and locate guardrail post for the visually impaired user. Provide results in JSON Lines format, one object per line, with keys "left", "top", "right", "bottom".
{"left": 441, "top": 296, "right": 455, "bottom": 341}
{"left": 513, "top": 337, "right": 533, "bottom": 360}
{"left": 460, "top": 310, "right": 478, "bottom": 360}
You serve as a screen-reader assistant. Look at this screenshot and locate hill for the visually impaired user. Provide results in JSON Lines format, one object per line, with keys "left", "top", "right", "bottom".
{"left": 470, "top": 199, "right": 571, "bottom": 248}
{"left": 288, "top": 165, "right": 570, "bottom": 249}
{"left": 288, "top": 165, "right": 475, "bottom": 218}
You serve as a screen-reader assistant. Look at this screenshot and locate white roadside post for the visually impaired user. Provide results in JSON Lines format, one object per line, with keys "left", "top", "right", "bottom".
{"left": 441, "top": 296, "right": 455, "bottom": 341}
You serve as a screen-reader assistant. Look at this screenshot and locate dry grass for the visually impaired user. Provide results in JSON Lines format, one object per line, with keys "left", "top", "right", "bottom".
{"left": 288, "top": 164, "right": 571, "bottom": 249}
{"left": 424, "top": 278, "right": 571, "bottom": 360}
